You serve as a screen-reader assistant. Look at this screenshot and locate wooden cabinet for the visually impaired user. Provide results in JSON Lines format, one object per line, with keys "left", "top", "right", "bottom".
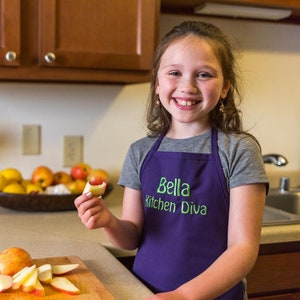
{"left": 247, "top": 242, "right": 300, "bottom": 299}
{"left": 0, "top": 0, "right": 160, "bottom": 83}
{"left": 0, "top": 0, "right": 21, "bottom": 67}
{"left": 161, "top": 0, "right": 300, "bottom": 24}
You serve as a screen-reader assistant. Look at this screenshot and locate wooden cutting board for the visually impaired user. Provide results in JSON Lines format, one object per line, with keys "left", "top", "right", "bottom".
{"left": 0, "top": 256, "right": 115, "bottom": 299}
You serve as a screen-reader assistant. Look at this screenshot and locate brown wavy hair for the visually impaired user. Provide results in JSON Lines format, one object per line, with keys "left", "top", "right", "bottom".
{"left": 146, "top": 21, "right": 244, "bottom": 137}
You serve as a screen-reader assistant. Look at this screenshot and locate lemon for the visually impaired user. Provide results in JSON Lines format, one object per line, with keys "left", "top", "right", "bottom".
{"left": 21, "top": 179, "right": 32, "bottom": 189}
{"left": 0, "top": 173, "right": 8, "bottom": 191}
{"left": 0, "top": 168, "right": 23, "bottom": 184}
{"left": 3, "top": 182, "right": 26, "bottom": 194}
{"left": 26, "top": 183, "right": 43, "bottom": 194}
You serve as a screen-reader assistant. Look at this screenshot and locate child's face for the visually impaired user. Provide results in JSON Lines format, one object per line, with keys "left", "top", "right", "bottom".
{"left": 156, "top": 35, "right": 230, "bottom": 130}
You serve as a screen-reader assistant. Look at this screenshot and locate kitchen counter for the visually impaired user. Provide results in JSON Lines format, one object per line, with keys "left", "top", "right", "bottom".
{"left": 0, "top": 196, "right": 153, "bottom": 299}
{"left": 1, "top": 183, "right": 300, "bottom": 298}
{"left": 261, "top": 223, "right": 300, "bottom": 244}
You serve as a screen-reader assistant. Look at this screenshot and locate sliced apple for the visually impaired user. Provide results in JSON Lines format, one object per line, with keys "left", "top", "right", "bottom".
{"left": 0, "top": 274, "right": 13, "bottom": 292}
{"left": 51, "top": 263, "right": 79, "bottom": 275}
{"left": 21, "top": 268, "right": 38, "bottom": 293}
{"left": 31, "top": 278, "right": 45, "bottom": 297}
{"left": 82, "top": 178, "right": 107, "bottom": 197}
{"left": 12, "top": 266, "right": 29, "bottom": 280}
{"left": 50, "top": 277, "right": 80, "bottom": 295}
{"left": 12, "top": 264, "right": 36, "bottom": 289}
{"left": 38, "top": 264, "right": 52, "bottom": 284}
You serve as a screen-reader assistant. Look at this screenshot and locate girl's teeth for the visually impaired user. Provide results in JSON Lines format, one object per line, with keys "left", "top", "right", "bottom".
{"left": 177, "top": 99, "right": 196, "bottom": 106}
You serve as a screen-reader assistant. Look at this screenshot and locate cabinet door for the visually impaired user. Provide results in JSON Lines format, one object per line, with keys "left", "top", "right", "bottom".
{"left": 38, "top": 0, "right": 158, "bottom": 71}
{"left": 247, "top": 251, "right": 300, "bottom": 296}
{"left": 0, "top": 0, "right": 20, "bottom": 66}
{"left": 250, "top": 292, "right": 300, "bottom": 299}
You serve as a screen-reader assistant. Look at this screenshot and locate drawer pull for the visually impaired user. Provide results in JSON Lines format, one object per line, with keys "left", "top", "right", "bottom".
{"left": 44, "top": 52, "right": 56, "bottom": 63}
{"left": 5, "top": 51, "right": 17, "bottom": 62}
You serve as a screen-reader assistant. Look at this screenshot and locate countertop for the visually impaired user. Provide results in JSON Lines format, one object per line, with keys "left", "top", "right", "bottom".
{"left": 1, "top": 183, "right": 300, "bottom": 298}
{"left": 0, "top": 189, "right": 153, "bottom": 299}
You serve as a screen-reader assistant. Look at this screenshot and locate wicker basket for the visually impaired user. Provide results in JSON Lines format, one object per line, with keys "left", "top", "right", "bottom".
{"left": 0, "top": 184, "right": 113, "bottom": 212}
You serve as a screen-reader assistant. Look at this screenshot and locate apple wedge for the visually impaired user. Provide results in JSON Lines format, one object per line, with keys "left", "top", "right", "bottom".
{"left": 12, "top": 264, "right": 36, "bottom": 289}
{"left": 31, "top": 278, "right": 45, "bottom": 297}
{"left": 51, "top": 263, "right": 79, "bottom": 275}
{"left": 21, "top": 268, "right": 38, "bottom": 293}
{"left": 83, "top": 178, "right": 107, "bottom": 197}
{"left": 38, "top": 264, "right": 52, "bottom": 284}
{"left": 12, "top": 266, "right": 29, "bottom": 280}
{"left": 0, "top": 274, "right": 13, "bottom": 292}
{"left": 50, "top": 277, "right": 80, "bottom": 295}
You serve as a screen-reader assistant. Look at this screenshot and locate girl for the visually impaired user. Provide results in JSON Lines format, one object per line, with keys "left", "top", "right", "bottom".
{"left": 75, "top": 21, "right": 268, "bottom": 299}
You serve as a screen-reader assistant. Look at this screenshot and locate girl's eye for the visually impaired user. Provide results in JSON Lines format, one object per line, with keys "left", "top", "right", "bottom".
{"left": 197, "top": 72, "right": 212, "bottom": 79}
{"left": 168, "top": 71, "right": 181, "bottom": 76}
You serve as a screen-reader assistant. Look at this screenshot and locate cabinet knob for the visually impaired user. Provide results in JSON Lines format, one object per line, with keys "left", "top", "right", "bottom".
{"left": 5, "top": 51, "right": 17, "bottom": 62}
{"left": 44, "top": 52, "right": 56, "bottom": 63}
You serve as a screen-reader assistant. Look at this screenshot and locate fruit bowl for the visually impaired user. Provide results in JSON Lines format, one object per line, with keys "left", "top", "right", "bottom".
{"left": 0, "top": 183, "right": 113, "bottom": 212}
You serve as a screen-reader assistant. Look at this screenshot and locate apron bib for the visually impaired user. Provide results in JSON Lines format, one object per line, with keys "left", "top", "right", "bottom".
{"left": 135, "top": 129, "right": 244, "bottom": 299}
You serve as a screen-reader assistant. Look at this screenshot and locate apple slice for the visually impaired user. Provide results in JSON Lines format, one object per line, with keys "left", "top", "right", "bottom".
{"left": 83, "top": 177, "right": 107, "bottom": 197}
{"left": 12, "top": 264, "right": 36, "bottom": 289}
{"left": 38, "top": 264, "right": 52, "bottom": 284}
{"left": 21, "top": 268, "right": 38, "bottom": 293}
{"left": 51, "top": 263, "right": 79, "bottom": 275}
{"left": 12, "top": 266, "right": 29, "bottom": 280}
{"left": 31, "top": 278, "right": 45, "bottom": 297}
{"left": 0, "top": 274, "right": 13, "bottom": 292}
{"left": 50, "top": 277, "right": 80, "bottom": 295}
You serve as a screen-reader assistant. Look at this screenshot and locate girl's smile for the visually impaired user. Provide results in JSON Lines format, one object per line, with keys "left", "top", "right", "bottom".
{"left": 173, "top": 97, "right": 201, "bottom": 110}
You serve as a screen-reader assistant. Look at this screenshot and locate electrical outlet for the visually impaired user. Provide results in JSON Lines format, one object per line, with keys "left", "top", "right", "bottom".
{"left": 64, "top": 136, "right": 83, "bottom": 167}
{"left": 22, "top": 125, "right": 41, "bottom": 155}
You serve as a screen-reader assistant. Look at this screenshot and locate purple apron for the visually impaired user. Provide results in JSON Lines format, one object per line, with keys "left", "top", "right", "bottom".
{"left": 134, "top": 129, "right": 244, "bottom": 299}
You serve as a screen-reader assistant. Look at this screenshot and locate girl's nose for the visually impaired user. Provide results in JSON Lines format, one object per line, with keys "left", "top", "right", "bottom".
{"left": 179, "top": 78, "right": 198, "bottom": 94}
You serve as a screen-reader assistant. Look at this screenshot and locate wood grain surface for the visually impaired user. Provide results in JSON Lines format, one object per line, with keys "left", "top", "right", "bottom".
{"left": 0, "top": 256, "right": 115, "bottom": 299}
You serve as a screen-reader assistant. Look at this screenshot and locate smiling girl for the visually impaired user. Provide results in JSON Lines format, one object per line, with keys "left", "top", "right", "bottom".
{"left": 75, "top": 21, "right": 268, "bottom": 299}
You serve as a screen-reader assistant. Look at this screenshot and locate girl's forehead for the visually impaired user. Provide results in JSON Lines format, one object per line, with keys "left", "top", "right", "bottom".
{"left": 167, "top": 35, "right": 213, "bottom": 53}
{"left": 160, "top": 35, "right": 220, "bottom": 66}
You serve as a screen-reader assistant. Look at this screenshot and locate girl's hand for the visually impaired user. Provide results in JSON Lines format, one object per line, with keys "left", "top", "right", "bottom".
{"left": 74, "top": 192, "right": 112, "bottom": 229}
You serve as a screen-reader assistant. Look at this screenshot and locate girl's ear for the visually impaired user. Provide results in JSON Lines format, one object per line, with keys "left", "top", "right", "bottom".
{"left": 221, "top": 81, "right": 230, "bottom": 99}
{"left": 155, "top": 84, "right": 159, "bottom": 94}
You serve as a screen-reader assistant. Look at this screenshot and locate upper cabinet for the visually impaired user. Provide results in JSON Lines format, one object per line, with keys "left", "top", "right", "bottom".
{"left": 0, "top": 0, "right": 21, "bottom": 67}
{"left": 0, "top": 0, "right": 160, "bottom": 83}
{"left": 161, "top": 0, "right": 300, "bottom": 24}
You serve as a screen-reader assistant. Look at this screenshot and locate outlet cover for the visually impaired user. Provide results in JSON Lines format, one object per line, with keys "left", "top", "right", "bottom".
{"left": 64, "top": 136, "right": 83, "bottom": 167}
{"left": 22, "top": 125, "right": 41, "bottom": 155}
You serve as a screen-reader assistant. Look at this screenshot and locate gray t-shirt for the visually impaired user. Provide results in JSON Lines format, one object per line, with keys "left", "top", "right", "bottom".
{"left": 118, "top": 130, "right": 269, "bottom": 191}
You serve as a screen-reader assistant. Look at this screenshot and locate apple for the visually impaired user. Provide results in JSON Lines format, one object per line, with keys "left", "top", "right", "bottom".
{"left": 51, "top": 263, "right": 79, "bottom": 275}
{"left": 38, "top": 264, "right": 52, "bottom": 284}
{"left": 66, "top": 179, "right": 86, "bottom": 194}
{"left": 70, "top": 163, "right": 91, "bottom": 180}
{"left": 87, "top": 168, "right": 110, "bottom": 183}
{"left": 12, "top": 264, "right": 36, "bottom": 289}
{"left": 53, "top": 171, "right": 72, "bottom": 185}
{"left": 21, "top": 268, "right": 38, "bottom": 292}
{"left": 32, "top": 166, "right": 54, "bottom": 189}
{"left": 0, "top": 274, "right": 12, "bottom": 292}
{"left": 83, "top": 176, "right": 107, "bottom": 196}
{"left": 50, "top": 277, "right": 80, "bottom": 295}
{"left": 31, "top": 278, "right": 45, "bottom": 296}
{"left": 0, "top": 247, "right": 33, "bottom": 276}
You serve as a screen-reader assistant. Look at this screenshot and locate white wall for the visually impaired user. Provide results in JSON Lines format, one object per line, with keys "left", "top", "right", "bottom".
{"left": 0, "top": 14, "right": 299, "bottom": 182}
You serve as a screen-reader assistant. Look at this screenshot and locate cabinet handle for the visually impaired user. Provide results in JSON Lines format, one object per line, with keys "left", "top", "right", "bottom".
{"left": 5, "top": 51, "right": 17, "bottom": 62}
{"left": 44, "top": 52, "right": 56, "bottom": 63}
